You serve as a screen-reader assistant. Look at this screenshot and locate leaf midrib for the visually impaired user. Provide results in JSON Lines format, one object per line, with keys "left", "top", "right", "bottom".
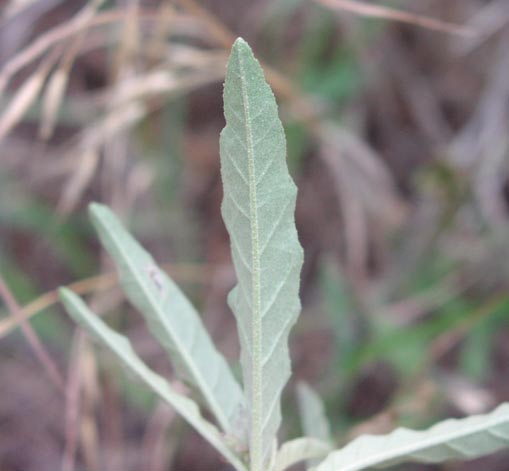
{"left": 322, "top": 408, "right": 509, "bottom": 471}
{"left": 236, "top": 49, "right": 263, "bottom": 471}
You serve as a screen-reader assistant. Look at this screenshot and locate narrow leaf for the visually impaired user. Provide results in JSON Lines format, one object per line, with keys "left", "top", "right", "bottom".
{"left": 59, "top": 288, "right": 247, "bottom": 471}
{"left": 297, "top": 382, "right": 333, "bottom": 445}
{"left": 315, "top": 403, "right": 509, "bottom": 471}
{"left": 88, "top": 203, "right": 245, "bottom": 439}
{"left": 220, "top": 37, "right": 304, "bottom": 470}
{"left": 273, "top": 438, "right": 332, "bottom": 471}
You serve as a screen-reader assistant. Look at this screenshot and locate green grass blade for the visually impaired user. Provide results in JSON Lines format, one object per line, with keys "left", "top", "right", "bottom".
{"left": 315, "top": 403, "right": 509, "bottom": 471}
{"left": 59, "top": 288, "right": 247, "bottom": 471}
{"left": 220, "top": 38, "right": 304, "bottom": 470}
{"left": 88, "top": 203, "right": 245, "bottom": 439}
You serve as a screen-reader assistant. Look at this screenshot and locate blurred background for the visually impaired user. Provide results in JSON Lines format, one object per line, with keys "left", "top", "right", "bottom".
{"left": 1, "top": 1, "right": 509, "bottom": 470}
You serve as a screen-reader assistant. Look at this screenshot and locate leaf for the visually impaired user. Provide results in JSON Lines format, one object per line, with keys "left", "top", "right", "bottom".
{"left": 220, "top": 38, "right": 304, "bottom": 470}
{"left": 59, "top": 288, "right": 247, "bottom": 471}
{"left": 88, "top": 203, "right": 245, "bottom": 439}
{"left": 297, "top": 382, "right": 333, "bottom": 467}
{"left": 315, "top": 403, "right": 509, "bottom": 471}
{"left": 297, "top": 382, "right": 333, "bottom": 446}
{"left": 273, "top": 438, "right": 332, "bottom": 471}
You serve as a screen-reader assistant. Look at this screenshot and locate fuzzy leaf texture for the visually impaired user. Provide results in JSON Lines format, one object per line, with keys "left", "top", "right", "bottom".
{"left": 59, "top": 288, "right": 247, "bottom": 471}
{"left": 315, "top": 403, "right": 509, "bottom": 471}
{"left": 88, "top": 203, "right": 245, "bottom": 439}
{"left": 219, "top": 38, "right": 304, "bottom": 470}
{"left": 297, "top": 382, "right": 333, "bottom": 445}
{"left": 297, "top": 382, "right": 333, "bottom": 467}
{"left": 273, "top": 437, "right": 332, "bottom": 471}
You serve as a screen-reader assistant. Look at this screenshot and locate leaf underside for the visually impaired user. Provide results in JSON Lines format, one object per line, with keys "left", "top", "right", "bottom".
{"left": 315, "top": 403, "right": 509, "bottom": 471}
{"left": 220, "top": 38, "right": 304, "bottom": 469}
{"left": 297, "top": 381, "right": 333, "bottom": 467}
{"left": 273, "top": 437, "right": 332, "bottom": 471}
{"left": 59, "top": 288, "right": 247, "bottom": 471}
{"left": 88, "top": 203, "right": 245, "bottom": 439}
{"left": 297, "top": 381, "right": 333, "bottom": 444}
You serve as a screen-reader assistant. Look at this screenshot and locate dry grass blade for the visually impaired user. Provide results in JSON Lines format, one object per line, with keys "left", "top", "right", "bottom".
{"left": 0, "top": 70, "right": 45, "bottom": 139}
{"left": 62, "top": 332, "right": 85, "bottom": 471}
{"left": 146, "top": 3, "right": 178, "bottom": 63}
{"left": 0, "top": 1, "right": 98, "bottom": 97}
{"left": 458, "top": 0, "right": 509, "bottom": 54}
{"left": 58, "top": 148, "right": 101, "bottom": 215}
{"left": 0, "top": 263, "right": 208, "bottom": 339}
{"left": 317, "top": 125, "right": 406, "bottom": 228}
{"left": 0, "top": 8, "right": 195, "bottom": 98}
{"left": 141, "top": 402, "right": 177, "bottom": 471}
{"left": 104, "top": 70, "right": 178, "bottom": 105}
{"left": 113, "top": 0, "right": 139, "bottom": 79}
{"left": 315, "top": 0, "right": 477, "bottom": 37}
{"left": 0, "top": 50, "right": 59, "bottom": 143}
{"left": 66, "top": 65, "right": 225, "bottom": 172}
{"left": 79, "top": 337, "right": 100, "bottom": 471}
{"left": 39, "top": 67, "right": 69, "bottom": 140}
{"left": 80, "top": 102, "right": 147, "bottom": 152}
{"left": 2, "top": 0, "right": 39, "bottom": 21}
{"left": 39, "top": 1, "right": 101, "bottom": 141}
{"left": 99, "top": 64, "right": 226, "bottom": 107}
{"left": 449, "top": 34, "right": 509, "bottom": 225}
{"left": 0, "top": 273, "right": 114, "bottom": 340}
{"left": 176, "top": 0, "right": 234, "bottom": 48}
{"left": 0, "top": 275, "right": 65, "bottom": 392}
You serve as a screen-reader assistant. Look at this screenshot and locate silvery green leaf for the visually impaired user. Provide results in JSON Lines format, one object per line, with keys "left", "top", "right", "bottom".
{"left": 297, "top": 382, "right": 333, "bottom": 468}
{"left": 59, "top": 288, "right": 247, "bottom": 471}
{"left": 88, "top": 203, "right": 245, "bottom": 439}
{"left": 315, "top": 403, "right": 509, "bottom": 471}
{"left": 273, "top": 437, "right": 332, "bottom": 471}
{"left": 297, "top": 382, "right": 333, "bottom": 445}
{"left": 220, "top": 38, "right": 304, "bottom": 470}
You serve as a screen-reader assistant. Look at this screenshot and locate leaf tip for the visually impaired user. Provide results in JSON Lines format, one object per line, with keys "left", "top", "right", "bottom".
{"left": 88, "top": 201, "right": 106, "bottom": 220}
{"left": 59, "top": 287, "right": 80, "bottom": 319}
{"left": 88, "top": 202, "right": 114, "bottom": 235}
{"left": 232, "top": 36, "right": 248, "bottom": 49}
{"left": 231, "top": 37, "right": 254, "bottom": 59}
{"left": 58, "top": 286, "right": 72, "bottom": 301}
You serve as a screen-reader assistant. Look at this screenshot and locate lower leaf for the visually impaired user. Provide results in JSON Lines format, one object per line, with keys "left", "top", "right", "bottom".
{"left": 59, "top": 288, "right": 247, "bottom": 471}
{"left": 315, "top": 403, "right": 509, "bottom": 471}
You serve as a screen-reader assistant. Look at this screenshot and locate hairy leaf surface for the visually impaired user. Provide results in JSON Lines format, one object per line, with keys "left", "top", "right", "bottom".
{"left": 315, "top": 403, "right": 509, "bottom": 471}
{"left": 220, "top": 38, "right": 304, "bottom": 469}
{"left": 273, "top": 438, "right": 332, "bottom": 471}
{"left": 88, "top": 203, "right": 244, "bottom": 438}
{"left": 297, "top": 382, "right": 332, "bottom": 444}
{"left": 59, "top": 288, "right": 247, "bottom": 471}
{"left": 297, "top": 382, "right": 333, "bottom": 467}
